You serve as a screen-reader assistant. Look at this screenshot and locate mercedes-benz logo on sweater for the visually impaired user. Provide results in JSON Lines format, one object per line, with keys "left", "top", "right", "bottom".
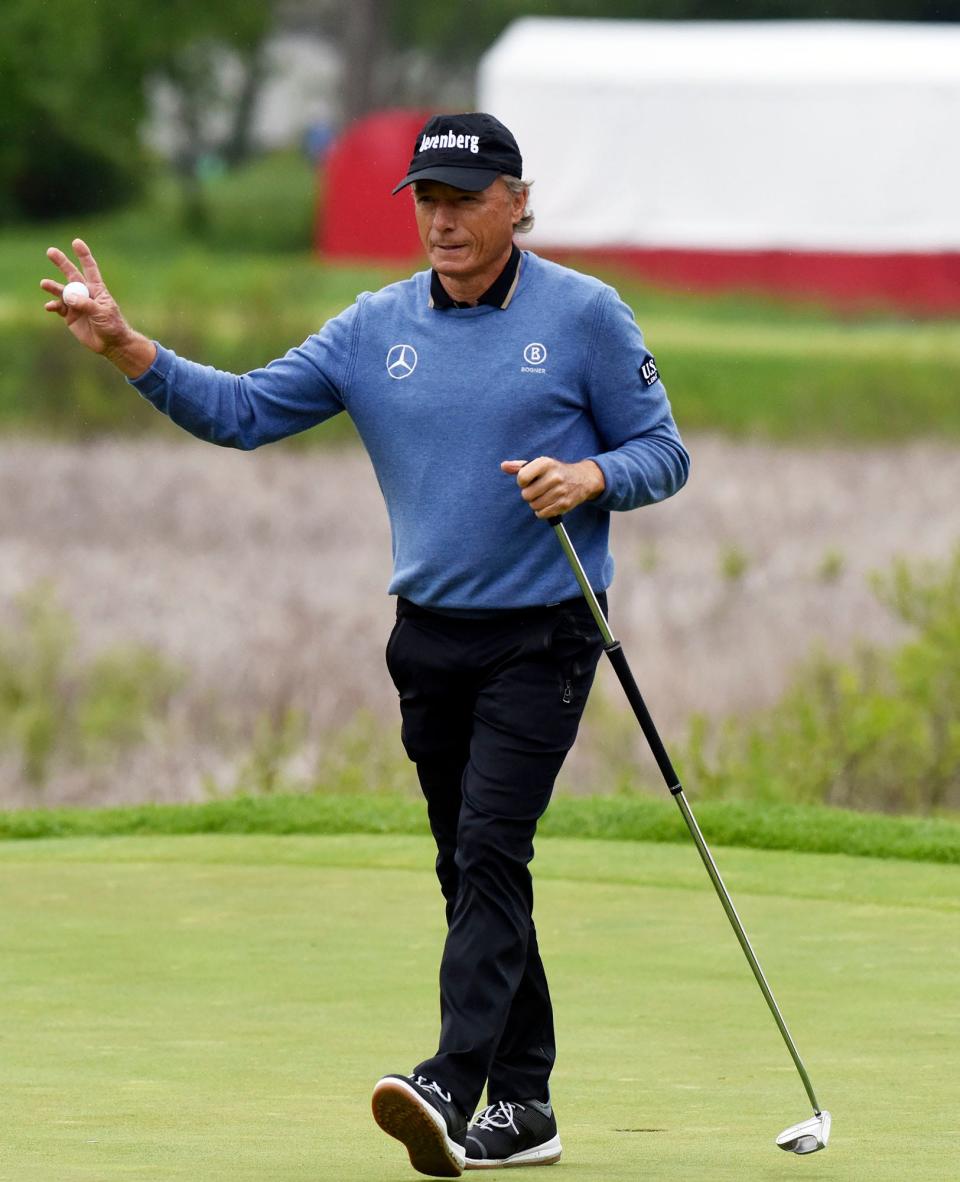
{"left": 386, "top": 344, "right": 418, "bottom": 380}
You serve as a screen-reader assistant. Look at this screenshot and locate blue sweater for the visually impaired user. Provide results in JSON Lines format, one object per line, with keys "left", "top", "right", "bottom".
{"left": 131, "top": 252, "right": 689, "bottom": 610}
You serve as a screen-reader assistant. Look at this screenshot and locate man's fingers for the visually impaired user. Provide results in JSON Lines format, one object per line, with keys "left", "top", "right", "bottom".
{"left": 529, "top": 492, "right": 567, "bottom": 519}
{"left": 520, "top": 468, "right": 563, "bottom": 501}
{"left": 531, "top": 490, "right": 572, "bottom": 518}
{"left": 73, "top": 238, "right": 104, "bottom": 287}
{"left": 515, "top": 457, "right": 551, "bottom": 487}
{"left": 41, "top": 276, "right": 69, "bottom": 315}
{"left": 500, "top": 459, "right": 527, "bottom": 474}
{"left": 524, "top": 493, "right": 566, "bottom": 516}
{"left": 46, "top": 246, "right": 84, "bottom": 284}
{"left": 45, "top": 239, "right": 105, "bottom": 294}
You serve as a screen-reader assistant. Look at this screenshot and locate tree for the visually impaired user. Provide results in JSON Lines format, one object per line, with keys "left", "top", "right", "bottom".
{"left": 0, "top": 2, "right": 155, "bottom": 222}
{"left": 149, "top": 2, "right": 275, "bottom": 231}
{"left": 0, "top": 0, "right": 274, "bottom": 226}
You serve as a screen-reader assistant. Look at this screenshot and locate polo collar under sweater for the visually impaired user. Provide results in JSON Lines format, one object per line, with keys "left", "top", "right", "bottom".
{"left": 429, "top": 244, "right": 522, "bottom": 310}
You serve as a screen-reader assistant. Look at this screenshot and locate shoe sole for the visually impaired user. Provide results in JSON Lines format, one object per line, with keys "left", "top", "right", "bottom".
{"left": 465, "top": 1133, "right": 563, "bottom": 1169}
{"left": 372, "top": 1077, "right": 466, "bottom": 1178}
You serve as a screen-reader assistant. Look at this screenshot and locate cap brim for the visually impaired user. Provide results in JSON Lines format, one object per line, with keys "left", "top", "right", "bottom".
{"left": 391, "top": 165, "right": 501, "bottom": 195}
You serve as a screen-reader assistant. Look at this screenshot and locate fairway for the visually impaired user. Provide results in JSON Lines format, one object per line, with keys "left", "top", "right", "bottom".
{"left": 1, "top": 833, "right": 956, "bottom": 1181}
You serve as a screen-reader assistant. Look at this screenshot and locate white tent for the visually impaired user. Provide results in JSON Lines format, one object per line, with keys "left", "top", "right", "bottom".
{"left": 478, "top": 20, "right": 960, "bottom": 254}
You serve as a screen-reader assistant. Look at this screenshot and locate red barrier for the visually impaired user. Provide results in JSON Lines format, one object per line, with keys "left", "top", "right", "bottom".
{"left": 544, "top": 246, "right": 960, "bottom": 314}
{"left": 318, "top": 109, "right": 431, "bottom": 262}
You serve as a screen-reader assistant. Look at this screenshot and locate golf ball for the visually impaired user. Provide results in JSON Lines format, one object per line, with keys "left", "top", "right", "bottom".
{"left": 62, "top": 281, "right": 89, "bottom": 306}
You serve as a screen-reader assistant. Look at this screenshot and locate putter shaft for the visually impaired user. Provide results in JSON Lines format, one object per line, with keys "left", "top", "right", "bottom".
{"left": 550, "top": 518, "right": 822, "bottom": 1116}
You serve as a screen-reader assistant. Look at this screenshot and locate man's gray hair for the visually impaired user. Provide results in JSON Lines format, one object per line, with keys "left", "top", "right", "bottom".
{"left": 502, "top": 176, "right": 535, "bottom": 234}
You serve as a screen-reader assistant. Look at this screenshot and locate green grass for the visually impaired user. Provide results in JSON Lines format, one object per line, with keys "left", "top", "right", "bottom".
{"left": 4, "top": 151, "right": 960, "bottom": 442}
{"left": 1, "top": 831, "right": 956, "bottom": 1180}
{"left": 2, "top": 792, "right": 960, "bottom": 864}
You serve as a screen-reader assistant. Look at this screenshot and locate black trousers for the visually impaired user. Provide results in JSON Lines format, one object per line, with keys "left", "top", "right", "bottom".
{"left": 385, "top": 593, "right": 605, "bottom": 1116}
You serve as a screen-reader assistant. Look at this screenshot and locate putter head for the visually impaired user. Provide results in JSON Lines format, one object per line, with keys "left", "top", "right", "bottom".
{"left": 776, "top": 1110, "right": 831, "bottom": 1154}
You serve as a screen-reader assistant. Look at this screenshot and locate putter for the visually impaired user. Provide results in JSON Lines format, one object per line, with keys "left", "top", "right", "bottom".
{"left": 549, "top": 516, "right": 831, "bottom": 1154}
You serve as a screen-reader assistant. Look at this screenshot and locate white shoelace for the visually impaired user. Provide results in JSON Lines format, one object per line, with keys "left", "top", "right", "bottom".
{"left": 472, "top": 1101, "right": 526, "bottom": 1133}
{"left": 412, "top": 1075, "right": 452, "bottom": 1103}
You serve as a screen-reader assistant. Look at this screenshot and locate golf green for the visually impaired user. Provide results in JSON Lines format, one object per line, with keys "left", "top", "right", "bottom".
{"left": 1, "top": 833, "right": 956, "bottom": 1180}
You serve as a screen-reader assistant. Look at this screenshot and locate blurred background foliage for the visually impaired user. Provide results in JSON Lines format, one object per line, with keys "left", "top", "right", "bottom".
{"left": 4, "top": 547, "right": 959, "bottom": 814}
{"left": 0, "top": 1, "right": 270, "bottom": 225}
{"left": 681, "top": 547, "right": 960, "bottom": 813}
{"left": 0, "top": 583, "right": 182, "bottom": 787}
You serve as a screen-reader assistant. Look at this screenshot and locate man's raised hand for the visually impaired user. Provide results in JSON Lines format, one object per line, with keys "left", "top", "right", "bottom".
{"left": 40, "top": 238, "right": 156, "bottom": 378}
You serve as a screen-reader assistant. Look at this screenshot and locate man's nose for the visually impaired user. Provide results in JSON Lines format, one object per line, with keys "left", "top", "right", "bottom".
{"left": 432, "top": 202, "right": 458, "bottom": 231}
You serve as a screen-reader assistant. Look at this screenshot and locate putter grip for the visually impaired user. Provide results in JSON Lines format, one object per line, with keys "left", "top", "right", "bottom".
{"left": 603, "top": 643, "right": 681, "bottom": 793}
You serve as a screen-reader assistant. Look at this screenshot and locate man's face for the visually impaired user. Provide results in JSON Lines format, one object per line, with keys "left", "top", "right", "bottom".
{"left": 413, "top": 178, "right": 526, "bottom": 283}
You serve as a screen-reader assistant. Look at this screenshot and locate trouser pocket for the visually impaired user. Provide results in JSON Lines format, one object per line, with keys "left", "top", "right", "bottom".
{"left": 547, "top": 600, "right": 605, "bottom": 710}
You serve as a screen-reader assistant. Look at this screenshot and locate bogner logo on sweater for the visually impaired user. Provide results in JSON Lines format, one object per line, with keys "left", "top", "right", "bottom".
{"left": 386, "top": 344, "right": 418, "bottom": 380}
{"left": 521, "top": 342, "right": 547, "bottom": 373}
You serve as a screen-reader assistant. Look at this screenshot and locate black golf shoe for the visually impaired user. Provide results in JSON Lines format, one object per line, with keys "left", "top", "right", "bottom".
{"left": 465, "top": 1099, "right": 562, "bottom": 1169}
{"left": 372, "top": 1073, "right": 468, "bottom": 1177}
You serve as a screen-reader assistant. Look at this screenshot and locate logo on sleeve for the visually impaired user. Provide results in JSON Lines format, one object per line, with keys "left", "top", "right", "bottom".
{"left": 386, "top": 344, "right": 418, "bottom": 380}
{"left": 640, "top": 356, "right": 659, "bottom": 388}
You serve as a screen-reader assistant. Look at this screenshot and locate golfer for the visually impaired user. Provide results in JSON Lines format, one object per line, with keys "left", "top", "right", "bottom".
{"left": 41, "top": 112, "right": 689, "bottom": 1177}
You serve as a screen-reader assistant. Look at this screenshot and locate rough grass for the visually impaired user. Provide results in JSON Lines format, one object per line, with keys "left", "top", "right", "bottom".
{"left": 1, "top": 792, "right": 959, "bottom": 865}
{"left": 2, "top": 436, "right": 958, "bottom": 810}
{"left": 10, "top": 273, "right": 960, "bottom": 442}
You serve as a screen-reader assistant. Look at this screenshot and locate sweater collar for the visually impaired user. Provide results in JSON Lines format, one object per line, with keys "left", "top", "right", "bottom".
{"left": 429, "top": 244, "right": 522, "bottom": 310}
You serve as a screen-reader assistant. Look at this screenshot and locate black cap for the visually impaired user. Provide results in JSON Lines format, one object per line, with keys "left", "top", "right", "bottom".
{"left": 392, "top": 113, "right": 522, "bottom": 195}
